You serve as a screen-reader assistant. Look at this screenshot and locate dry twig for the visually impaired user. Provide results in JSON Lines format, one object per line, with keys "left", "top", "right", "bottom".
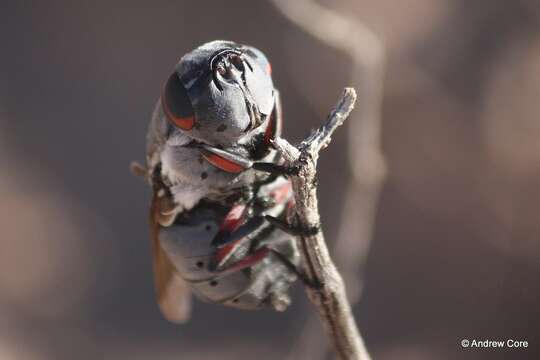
{"left": 273, "top": 88, "right": 370, "bottom": 360}
{"left": 269, "top": 1, "right": 386, "bottom": 358}
{"left": 269, "top": 0, "right": 386, "bottom": 302}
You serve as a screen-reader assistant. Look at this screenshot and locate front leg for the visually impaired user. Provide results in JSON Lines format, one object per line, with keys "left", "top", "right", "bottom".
{"left": 150, "top": 164, "right": 182, "bottom": 227}
{"left": 265, "top": 215, "right": 321, "bottom": 237}
{"left": 153, "top": 188, "right": 182, "bottom": 227}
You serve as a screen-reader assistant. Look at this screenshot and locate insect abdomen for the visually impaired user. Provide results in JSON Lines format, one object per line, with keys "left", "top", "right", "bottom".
{"left": 158, "top": 177, "right": 300, "bottom": 310}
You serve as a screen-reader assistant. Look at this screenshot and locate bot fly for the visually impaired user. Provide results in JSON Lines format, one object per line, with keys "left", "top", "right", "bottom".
{"left": 135, "top": 40, "right": 302, "bottom": 323}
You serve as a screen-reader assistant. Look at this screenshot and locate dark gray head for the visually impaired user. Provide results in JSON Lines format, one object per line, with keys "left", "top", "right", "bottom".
{"left": 162, "top": 40, "right": 275, "bottom": 147}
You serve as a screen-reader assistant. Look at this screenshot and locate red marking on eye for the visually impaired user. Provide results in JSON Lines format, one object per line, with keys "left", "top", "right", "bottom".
{"left": 161, "top": 73, "right": 195, "bottom": 130}
{"left": 266, "top": 63, "right": 272, "bottom": 75}
{"left": 202, "top": 153, "right": 246, "bottom": 173}
{"left": 220, "top": 204, "right": 247, "bottom": 233}
{"left": 271, "top": 181, "right": 293, "bottom": 204}
{"left": 162, "top": 97, "right": 195, "bottom": 130}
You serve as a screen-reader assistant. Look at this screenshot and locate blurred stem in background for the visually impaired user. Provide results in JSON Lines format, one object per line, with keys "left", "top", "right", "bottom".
{"left": 269, "top": 0, "right": 386, "bottom": 358}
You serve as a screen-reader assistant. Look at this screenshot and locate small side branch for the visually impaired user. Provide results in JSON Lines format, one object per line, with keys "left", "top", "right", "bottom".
{"left": 273, "top": 88, "right": 370, "bottom": 360}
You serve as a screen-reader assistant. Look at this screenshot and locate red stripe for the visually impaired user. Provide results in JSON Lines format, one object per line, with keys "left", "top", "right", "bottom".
{"left": 220, "top": 204, "right": 247, "bottom": 233}
{"left": 214, "top": 240, "right": 240, "bottom": 265}
{"left": 224, "top": 247, "right": 270, "bottom": 273}
{"left": 263, "top": 113, "right": 274, "bottom": 145}
{"left": 202, "top": 153, "right": 246, "bottom": 173}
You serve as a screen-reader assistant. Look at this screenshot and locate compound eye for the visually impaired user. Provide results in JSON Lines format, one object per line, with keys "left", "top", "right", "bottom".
{"left": 162, "top": 72, "right": 195, "bottom": 130}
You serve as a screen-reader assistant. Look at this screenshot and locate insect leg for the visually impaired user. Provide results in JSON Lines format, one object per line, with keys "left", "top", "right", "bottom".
{"left": 252, "top": 162, "right": 299, "bottom": 176}
{"left": 197, "top": 142, "right": 298, "bottom": 177}
{"left": 264, "top": 214, "right": 320, "bottom": 237}
{"left": 268, "top": 248, "right": 322, "bottom": 290}
{"left": 209, "top": 215, "right": 268, "bottom": 272}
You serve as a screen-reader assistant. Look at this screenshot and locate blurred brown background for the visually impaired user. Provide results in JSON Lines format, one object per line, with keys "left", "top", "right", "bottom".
{"left": 1, "top": 0, "right": 539, "bottom": 359}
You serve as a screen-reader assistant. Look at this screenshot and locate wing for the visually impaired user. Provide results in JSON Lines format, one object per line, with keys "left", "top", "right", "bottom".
{"left": 150, "top": 190, "right": 192, "bottom": 323}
